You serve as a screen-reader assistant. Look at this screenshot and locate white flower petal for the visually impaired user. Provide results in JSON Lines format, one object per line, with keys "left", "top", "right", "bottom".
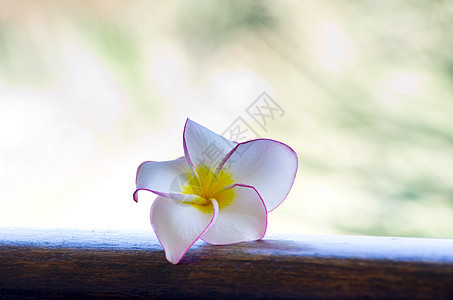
{"left": 134, "top": 158, "right": 193, "bottom": 202}
{"left": 201, "top": 184, "right": 267, "bottom": 245}
{"left": 151, "top": 196, "right": 219, "bottom": 264}
{"left": 219, "top": 139, "right": 298, "bottom": 212}
{"left": 183, "top": 118, "right": 236, "bottom": 175}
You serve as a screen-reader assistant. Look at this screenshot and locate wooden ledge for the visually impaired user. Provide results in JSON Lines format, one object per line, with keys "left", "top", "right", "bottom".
{"left": 1, "top": 228, "right": 453, "bottom": 299}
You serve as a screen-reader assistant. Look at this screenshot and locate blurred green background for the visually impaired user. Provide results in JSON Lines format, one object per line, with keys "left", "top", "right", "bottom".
{"left": 1, "top": 0, "right": 453, "bottom": 238}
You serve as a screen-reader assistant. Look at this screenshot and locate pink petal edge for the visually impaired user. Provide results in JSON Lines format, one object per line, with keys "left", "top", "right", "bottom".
{"left": 182, "top": 119, "right": 197, "bottom": 176}
{"left": 217, "top": 138, "right": 298, "bottom": 212}
{"left": 200, "top": 183, "right": 268, "bottom": 245}
{"left": 133, "top": 188, "right": 200, "bottom": 203}
{"left": 151, "top": 198, "right": 219, "bottom": 264}
{"left": 183, "top": 118, "right": 236, "bottom": 177}
{"left": 133, "top": 158, "right": 194, "bottom": 203}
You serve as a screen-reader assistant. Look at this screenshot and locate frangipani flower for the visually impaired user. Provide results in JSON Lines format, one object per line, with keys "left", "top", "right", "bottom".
{"left": 133, "top": 119, "right": 298, "bottom": 264}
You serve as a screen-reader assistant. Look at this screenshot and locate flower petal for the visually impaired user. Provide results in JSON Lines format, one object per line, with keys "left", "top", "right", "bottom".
{"left": 219, "top": 139, "right": 298, "bottom": 212}
{"left": 134, "top": 158, "right": 193, "bottom": 202}
{"left": 151, "top": 196, "right": 219, "bottom": 264}
{"left": 201, "top": 184, "right": 267, "bottom": 245}
{"left": 183, "top": 118, "right": 236, "bottom": 175}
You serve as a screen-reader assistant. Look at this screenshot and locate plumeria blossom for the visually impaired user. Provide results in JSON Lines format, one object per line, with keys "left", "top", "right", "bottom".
{"left": 133, "top": 119, "right": 298, "bottom": 264}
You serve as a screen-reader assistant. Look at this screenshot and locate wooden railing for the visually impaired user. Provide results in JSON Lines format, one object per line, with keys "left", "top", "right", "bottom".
{"left": 1, "top": 228, "right": 452, "bottom": 299}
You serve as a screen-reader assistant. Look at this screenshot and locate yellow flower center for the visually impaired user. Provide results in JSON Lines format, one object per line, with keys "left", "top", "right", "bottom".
{"left": 181, "top": 165, "right": 235, "bottom": 213}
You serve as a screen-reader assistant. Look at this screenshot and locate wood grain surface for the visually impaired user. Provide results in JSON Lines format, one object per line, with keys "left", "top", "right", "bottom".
{"left": 1, "top": 228, "right": 453, "bottom": 299}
